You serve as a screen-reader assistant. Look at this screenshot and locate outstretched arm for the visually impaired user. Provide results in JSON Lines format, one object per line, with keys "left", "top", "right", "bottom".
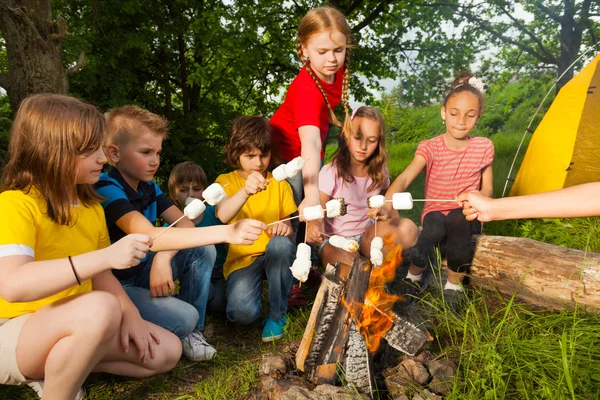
{"left": 457, "top": 182, "right": 600, "bottom": 222}
{"left": 298, "top": 125, "right": 322, "bottom": 216}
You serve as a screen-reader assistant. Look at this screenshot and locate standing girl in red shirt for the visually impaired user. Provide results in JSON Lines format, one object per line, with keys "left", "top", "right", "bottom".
{"left": 375, "top": 72, "right": 494, "bottom": 310}
{"left": 271, "top": 6, "right": 352, "bottom": 220}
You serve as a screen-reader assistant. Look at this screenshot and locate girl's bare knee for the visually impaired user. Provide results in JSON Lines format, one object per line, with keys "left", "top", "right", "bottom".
{"left": 76, "top": 292, "right": 122, "bottom": 339}
{"left": 398, "top": 219, "right": 419, "bottom": 248}
{"left": 150, "top": 332, "right": 182, "bottom": 374}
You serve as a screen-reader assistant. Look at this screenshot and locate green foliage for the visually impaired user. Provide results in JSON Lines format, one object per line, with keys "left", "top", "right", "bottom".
{"left": 378, "top": 74, "right": 554, "bottom": 149}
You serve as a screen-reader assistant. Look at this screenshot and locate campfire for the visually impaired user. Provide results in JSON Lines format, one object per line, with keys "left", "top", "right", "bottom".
{"left": 295, "top": 236, "right": 430, "bottom": 396}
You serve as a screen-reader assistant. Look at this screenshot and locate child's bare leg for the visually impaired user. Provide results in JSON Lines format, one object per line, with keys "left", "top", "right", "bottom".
{"left": 319, "top": 243, "right": 358, "bottom": 273}
{"left": 447, "top": 270, "right": 466, "bottom": 285}
{"left": 363, "top": 217, "right": 418, "bottom": 256}
{"left": 16, "top": 292, "right": 123, "bottom": 400}
{"left": 93, "top": 322, "right": 181, "bottom": 377}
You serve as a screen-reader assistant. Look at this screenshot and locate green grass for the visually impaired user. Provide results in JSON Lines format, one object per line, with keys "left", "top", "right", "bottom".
{"left": 419, "top": 282, "right": 600, "bottom": 399}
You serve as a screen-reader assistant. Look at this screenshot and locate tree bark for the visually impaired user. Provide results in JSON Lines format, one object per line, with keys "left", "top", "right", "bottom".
{"left": 0, "top": 0, "right": 68, "bottom": 111}
{"left": 469, "top": 235, "right": 600, "bottom": 311}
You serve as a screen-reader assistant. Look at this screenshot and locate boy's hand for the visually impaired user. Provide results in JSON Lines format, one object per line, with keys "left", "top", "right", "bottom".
{"left": 149, "top": 252, "right": 175, "bottom": 297}
{"left": 229, "top": 219, "right": 268, "bottom": 245}
{"left": 244, "top": 171, "right": 268, "bottom": 196}
{"left": 268, "top": 221, "right": 291, "bottom": 237}
{"left": 367, "top": 207, "right": 389, "bottom": 222}
{"left": 106, "top": 234, "right": 152, "bottom": 270}
{"left": 306, "top": 220, "right": 324, "bottom": 246}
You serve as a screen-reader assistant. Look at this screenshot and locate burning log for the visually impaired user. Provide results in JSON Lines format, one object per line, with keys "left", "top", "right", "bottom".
{"left": 314, "top": 256, "right": 372, "bottom": 383}
{"left": 344, "top": 321, "right": 374, "bottom": 395}
{"left": 468, "top": 235, "right": 600, "bottom": 311}
{"left": 296, "top": 241, "right": 430, "bottom": 396}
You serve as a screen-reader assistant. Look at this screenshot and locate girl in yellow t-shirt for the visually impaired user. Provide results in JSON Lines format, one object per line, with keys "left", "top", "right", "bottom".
{"left": 0, "top": 94, "right": 181, "bottom": 398}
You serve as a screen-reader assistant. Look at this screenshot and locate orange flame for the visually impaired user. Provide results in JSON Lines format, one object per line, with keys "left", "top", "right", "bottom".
{"left": 347, "top": 234, "right": 404, "bottom": 353}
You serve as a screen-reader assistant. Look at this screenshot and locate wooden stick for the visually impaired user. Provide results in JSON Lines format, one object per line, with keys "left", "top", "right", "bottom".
{"left": 153, "top": 214, "right": 185, "bottom": 240}
{"left": 385, "top": 198, "right": 456, "bottom": 203}
{"left": 267, "top": 214, "right": 301, "bottom": 226}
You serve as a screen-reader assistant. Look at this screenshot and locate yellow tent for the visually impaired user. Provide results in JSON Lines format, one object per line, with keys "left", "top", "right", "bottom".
{"left": 510, "top": 53, "right": 600, "bottom": 196}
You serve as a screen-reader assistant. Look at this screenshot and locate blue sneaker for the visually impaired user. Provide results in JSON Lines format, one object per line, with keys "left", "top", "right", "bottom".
{"left": 262, "top": 315, "right": 287, "bottom": 342}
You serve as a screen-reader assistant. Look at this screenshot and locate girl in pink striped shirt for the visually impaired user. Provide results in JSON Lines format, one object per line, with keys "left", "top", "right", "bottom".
{"left": 376, "top": 72, "right": 494, "bottom": 310}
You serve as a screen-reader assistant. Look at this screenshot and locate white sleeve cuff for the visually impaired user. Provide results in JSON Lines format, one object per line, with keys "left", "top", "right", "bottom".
{"left": 0, "top": 244, "right": 35, "bottom": 258}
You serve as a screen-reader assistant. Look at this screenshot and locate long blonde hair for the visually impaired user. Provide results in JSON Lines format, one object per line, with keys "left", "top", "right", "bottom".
{"left": 1, "top": 94, "right": 106, "bottom": 225}
{"left": 331, "top": 106, "right": 388, "bottom": 191}
{"left": 297, "top": 7, "right": 352, "bottom": 133}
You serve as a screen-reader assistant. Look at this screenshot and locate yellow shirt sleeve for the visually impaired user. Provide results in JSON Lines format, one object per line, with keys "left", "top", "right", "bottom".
{"left": 0, "top": 191, "right": 38, "bottom": 257}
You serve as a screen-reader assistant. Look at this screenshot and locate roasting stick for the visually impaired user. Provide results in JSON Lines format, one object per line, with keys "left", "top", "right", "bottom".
{"left": 153, "top": 183, "right": 230, "bottom": 241}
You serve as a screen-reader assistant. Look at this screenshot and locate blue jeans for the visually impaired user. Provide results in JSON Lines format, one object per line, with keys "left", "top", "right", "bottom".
{"left": 226, "top": 236, "right": 295, "bottom": 324}
{"left": 120, "top": 246, "right": 216, "bottom": 339}
{"left": 207, "top": 266, "right": 227, "bottom": 317}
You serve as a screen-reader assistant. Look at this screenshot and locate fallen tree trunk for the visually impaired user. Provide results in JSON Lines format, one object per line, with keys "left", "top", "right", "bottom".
{"left": 468, "top": 235, "right": 600, "bottom": 311}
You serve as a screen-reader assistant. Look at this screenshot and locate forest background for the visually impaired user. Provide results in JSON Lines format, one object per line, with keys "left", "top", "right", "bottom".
{"left": 1, "top": 1, "right": 600, "bottom": 399}
{"left": 0, "top": 0, "right": 598, "bottom": 185}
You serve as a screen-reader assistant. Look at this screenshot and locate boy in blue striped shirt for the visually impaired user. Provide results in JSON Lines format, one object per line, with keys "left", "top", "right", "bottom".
{"left": 95, "top": 106, "right": 267, "bottom": 362}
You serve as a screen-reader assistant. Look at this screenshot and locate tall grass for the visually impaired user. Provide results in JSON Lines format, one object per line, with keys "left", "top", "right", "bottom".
{"left": 421, "top": 285, "right": 600, "bottom": 399}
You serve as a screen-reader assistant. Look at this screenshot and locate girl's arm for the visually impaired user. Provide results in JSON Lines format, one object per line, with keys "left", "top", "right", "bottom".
{"left": 115, "top": 212, "right": 266, "bottom": 251}
{"left": 306, "top": 190, "right": 330, "bottom": 245}
{"left": 458, "top": 182, "right": 600, "bottom": 222}
{"left": 0, "top": 234, "right": 151, "bottom": 303}
{"left": 298, "top": 125, "right": 322, "bottom": 216}
{"left": 93, "top": 271, "right": 159, "bottom": 363}
{"left": 381, "top": 155, "right": 426, "bottom": 216}
{"left": 216, "top": 172, "right": 267, "bottom": 223}
{"left": 479, "top": 165, "right": 493, "bottom": 197}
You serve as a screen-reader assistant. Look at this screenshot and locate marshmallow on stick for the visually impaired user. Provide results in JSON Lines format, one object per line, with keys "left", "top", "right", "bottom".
{"left": 370, "top": 236, "right": 384, "bottom": 266}
{"left": 202, "top": 183, "right": 228, "bottom": 206}
{"left": 267, "top": 198, "right": 348, "bottom": 225}
{"left": 272, "top": 157, "right": 305, "bottom": 182}
{"left": 290, "top": 243, "right": 312, "bottom": 282}
{"left": 367, "top": 192, "right": 456, "bottom": 211}
{"left": 329, "top": 235, "right": 359, "bottom": 253}
{"left": 153, "top": 198, "right": 206, "bottom": 240}
{"left": 367, "top": 195, "right": 386, "bottom": 209}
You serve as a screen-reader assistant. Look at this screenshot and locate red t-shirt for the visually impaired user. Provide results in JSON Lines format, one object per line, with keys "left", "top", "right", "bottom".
{"left": 271, "top": 66, "right": 343, "bottom": 161}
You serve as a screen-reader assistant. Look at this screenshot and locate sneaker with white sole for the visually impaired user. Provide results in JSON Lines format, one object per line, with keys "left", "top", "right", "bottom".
{"left": 27, "top": 380, "right": 85, "bottom": 400}
{"left": 181, "top": 330, "right": 217, "bottom": 361}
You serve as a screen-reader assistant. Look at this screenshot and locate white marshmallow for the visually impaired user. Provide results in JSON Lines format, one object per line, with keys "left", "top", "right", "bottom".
{"left": 329, "top": 235, "right": 359, "bottom": 252}
{"left": 392, "top": 192, "right": 413, "bottom": 210}
{"left": 325, "top": 199, "right": 344, "bottom": 218}
{"left": 344, "top": 239, "right": 360, "bottom": 253}
{"left": 371, "top": 236, "right": 383, "bottom": 250}
{"left": 367, "top": 195, "right": 386, "bottom": 209}
{"left": 303, "top": 205, "right": 325, "bottom": 221}
{"left": 184, "top": 197, "right": 196, "bottom": 207}
{"left": 296, "top": 243, "right": 311, "bottom": 259}
{"left": 290, "top": 257, "right": 311, "bottom": 282}
{"left": 272, "top": 164, "right": 288, "bottom": 182}
{"left": 329, "top": 235, "right": 345, "bottom": 248}
{"left": 370, "top": 247, "right": 384, "bottom": 266}
{"left": 183, "top": 198, "right": 206, "bottom": 219}
{"left": 203, "top": 183, "right": 228, "bottom": 206}
{"left": 285, "top": 157, "right": 305, "bottom": 178}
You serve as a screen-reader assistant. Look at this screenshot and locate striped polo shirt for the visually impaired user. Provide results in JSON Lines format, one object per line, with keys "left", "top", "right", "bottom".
{"left": 94, "top": 167, "right": 173, "bottom": 280}
{"left": 416, "top": 135, "right": 494, "bottom": 220}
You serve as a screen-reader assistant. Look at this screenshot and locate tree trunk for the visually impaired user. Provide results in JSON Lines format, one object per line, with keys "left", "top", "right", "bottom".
{"left": 469, "top": 235, "right": 600, "bottom": 311}
{"left": 0, "top": 0, "right": 68, "bottom": 111}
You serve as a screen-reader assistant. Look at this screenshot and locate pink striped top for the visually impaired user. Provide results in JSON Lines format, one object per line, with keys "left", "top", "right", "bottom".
{"left": 415, "top": 135, "right": 494, "bottom": 220}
